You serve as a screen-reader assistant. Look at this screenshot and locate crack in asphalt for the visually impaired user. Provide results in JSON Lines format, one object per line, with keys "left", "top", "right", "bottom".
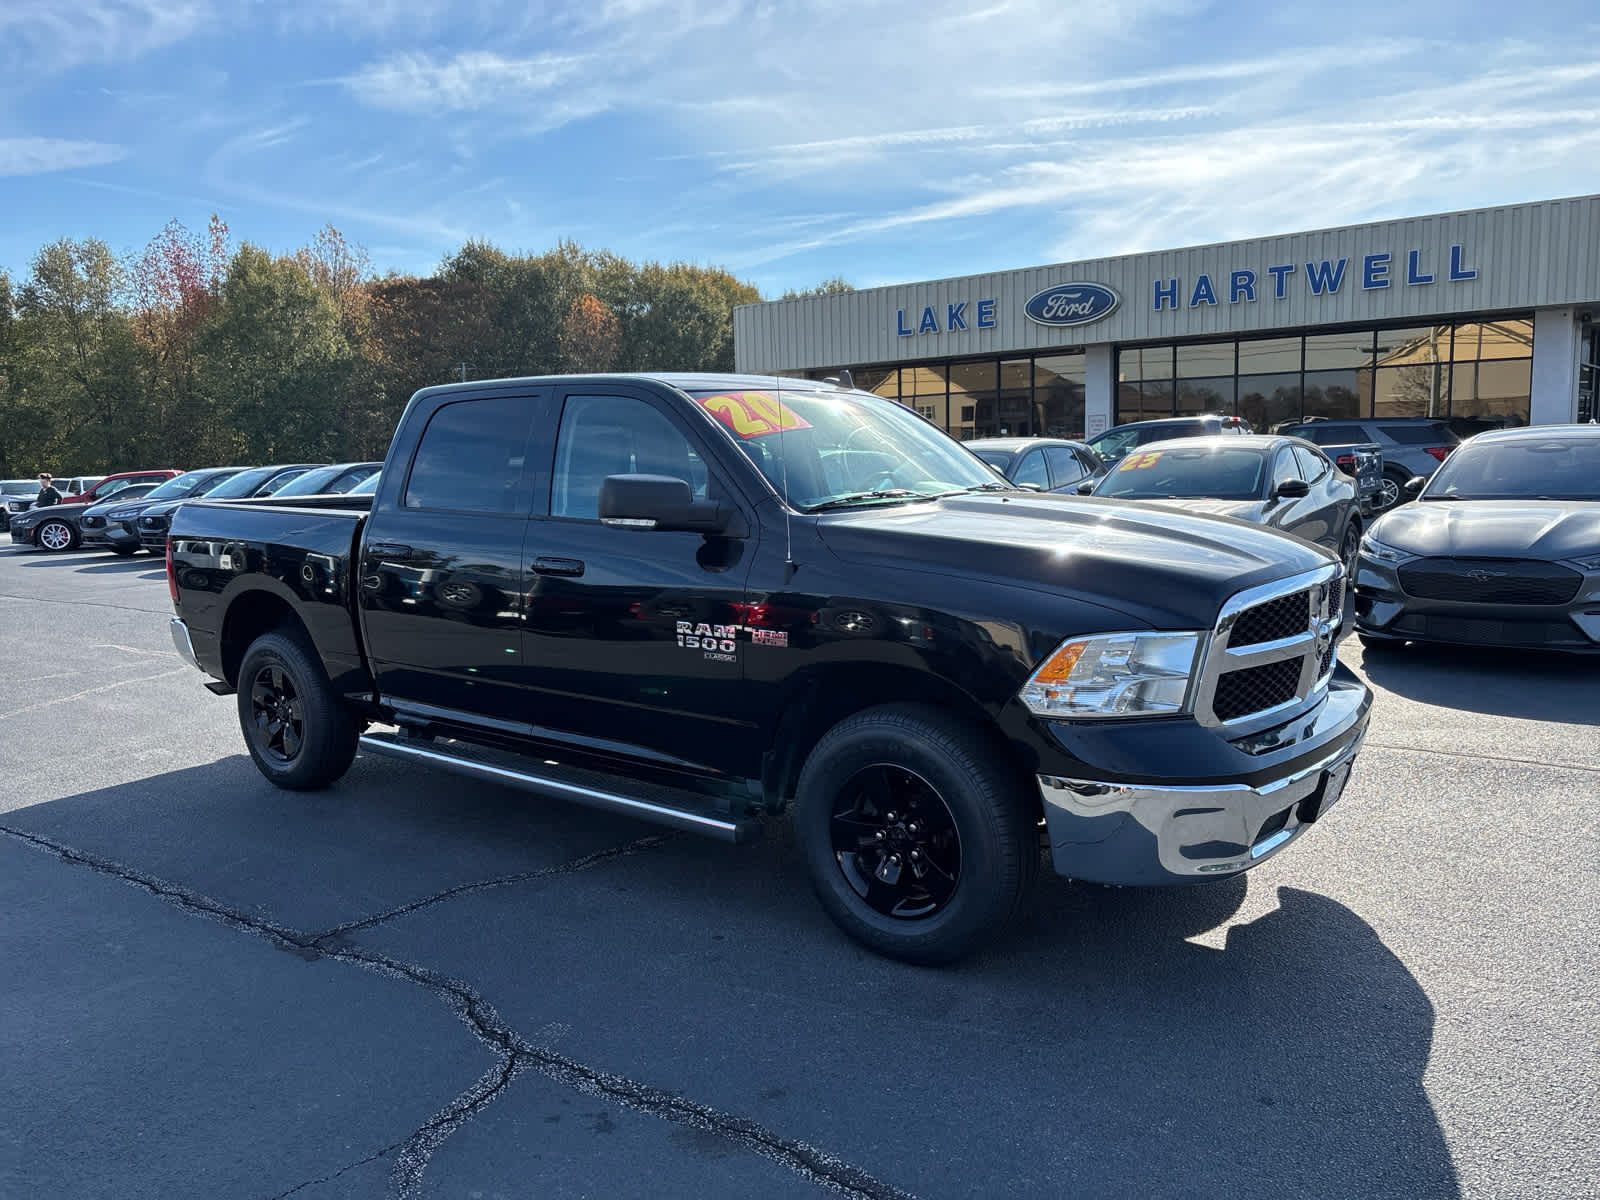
{"left": 308, "top": 833, "right": 675, "bottom": 947}
{"left": 1, "top": 824, "right": 919, "bottom": 1200}
{"left": 266, "top": 1140, "right": 405, "bottom": 1199}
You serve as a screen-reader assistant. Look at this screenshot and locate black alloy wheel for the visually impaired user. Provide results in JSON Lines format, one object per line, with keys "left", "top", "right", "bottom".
{"left": 236, "top": 629, "right": 359, "bottom": 789}
{"left": 249, "top": 663, "right": 305, "bottom": 765}
{"left": 830, "top": 765, "right": 962, "bottom": 920}
{"left": 795, "top": 704, "right": 1037, "bottom": 964}
{"left": 1339, "top": 522, "right": 1361, "bottom": 578}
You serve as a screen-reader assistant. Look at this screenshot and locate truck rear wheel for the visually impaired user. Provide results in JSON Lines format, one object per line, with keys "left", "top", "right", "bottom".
{"left": 794, "top": 705, "right": 1037, "bottom": 965}
{"left": 237, "top": 630, "right": 358, "bottom": 790}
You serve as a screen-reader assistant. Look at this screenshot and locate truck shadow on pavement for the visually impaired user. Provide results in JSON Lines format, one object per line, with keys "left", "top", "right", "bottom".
{"left": 1356, "top": 642, "right": 1600, "bottom": 723}
{"left": 13, "top": 553, "right": 161, "bottom": 575}
{"left": 4, "top": 754, "right": 1459, "bottom": 1200}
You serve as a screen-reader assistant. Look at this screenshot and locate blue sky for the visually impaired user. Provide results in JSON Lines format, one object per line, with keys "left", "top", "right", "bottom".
{"left": 3, "top": 1, "right": 1597, "bottom": 297}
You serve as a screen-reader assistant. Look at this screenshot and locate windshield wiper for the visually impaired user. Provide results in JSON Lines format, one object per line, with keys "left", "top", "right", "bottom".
{"left": 963, "top": 481, "right": 1012, "bottom": 491}
{"left": 806, "top": 489, "right": 926, "bottom": 512}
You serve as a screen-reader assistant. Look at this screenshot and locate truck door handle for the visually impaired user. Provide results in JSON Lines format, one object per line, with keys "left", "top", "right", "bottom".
{"left": 368, "top": 542, "right": 413, "bottom": 558}
{"left": 533, "top": 556, "right": 585, "bottom": 577}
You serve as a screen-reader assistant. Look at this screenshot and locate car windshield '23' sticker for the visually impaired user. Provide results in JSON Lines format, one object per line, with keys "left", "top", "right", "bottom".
{"left": 1118, "top": 451, "right": 1165, "bottom": 470}
{"left": 694, "top": 392, "right": 813, "bottom": 439}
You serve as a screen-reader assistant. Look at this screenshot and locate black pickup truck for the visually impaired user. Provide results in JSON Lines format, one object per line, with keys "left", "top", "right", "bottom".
{"left": 166, "top": 373, "right": 1370, "bottom": 963}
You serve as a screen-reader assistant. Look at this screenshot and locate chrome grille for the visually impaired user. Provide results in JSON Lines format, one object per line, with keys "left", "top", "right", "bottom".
{"left": 1228, "top": 590, "right": 1311, "bottom": 647}
{"left": 1213, "top": 659, "right": 1302, "bottom": 721}
{"left": 1196, "top": 565, "right": 1343, "bottom": 730}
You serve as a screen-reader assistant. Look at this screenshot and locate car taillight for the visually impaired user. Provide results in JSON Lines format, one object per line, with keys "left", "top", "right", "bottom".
{"left": 1335, "top": 454, "right": 1357, "bottom": 471}
{"left": 1424, "top": 445, "right": 1453, "bottom": 462}
{"left": 166, "top": 538, "right": 178, "bottom": 606}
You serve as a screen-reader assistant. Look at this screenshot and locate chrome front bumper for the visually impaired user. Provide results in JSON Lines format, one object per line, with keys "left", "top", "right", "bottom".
{"left": 169, "top": 617, "right": 200, "bottom": 671}
{"left": 1038, "top": 698, "right": 1368, "bottom": 886}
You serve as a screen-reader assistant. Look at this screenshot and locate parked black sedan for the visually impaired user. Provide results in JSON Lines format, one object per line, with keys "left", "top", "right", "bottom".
{"left": 964, "top": 438, "right": 1108, "bottom": 493}
{"left": 1354, "top": 425, "right": 1600, "bottom": 652}
{"left": 81, "top": 467, "right": 247, "bottom": 555}
{"left": 1085, "top": 435, "right": 1363, "bottom": 570}
{"left": 135, "top": 463, "right": 322, "bottom": 551}
{"left": 269, "top": 461, "right": 383, "bottom": 499}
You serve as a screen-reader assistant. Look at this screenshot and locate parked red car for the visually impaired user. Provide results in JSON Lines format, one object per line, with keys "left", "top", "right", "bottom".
{"left": 57, "top": 469, "right": 182, "bottom": 508}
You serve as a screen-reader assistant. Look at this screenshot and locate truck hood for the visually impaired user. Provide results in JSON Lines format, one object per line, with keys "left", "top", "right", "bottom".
{"left": 815, "top": 493, "right": 1333, "bottom": 630}
{"left": 1372, "top": 500, "right": 1600, "bottom": 560}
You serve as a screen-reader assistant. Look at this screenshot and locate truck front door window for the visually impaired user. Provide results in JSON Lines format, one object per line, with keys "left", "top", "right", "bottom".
{"left": 551, "top": 394, "right": 709, "bottom": 520}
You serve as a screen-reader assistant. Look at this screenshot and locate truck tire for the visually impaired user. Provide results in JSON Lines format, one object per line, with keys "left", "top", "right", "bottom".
{"left": 794, "top": 704, "right": 1038, "bottom": 965}
{"left": 237, "top": 629, "right": 359, "bottom": 790}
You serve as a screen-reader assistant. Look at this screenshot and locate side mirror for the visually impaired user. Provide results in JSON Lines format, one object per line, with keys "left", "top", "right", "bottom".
{"left": 1404, "top": 475, "right": 1427, "bottom": 495}
{"left": 598, "top": 474, "right": 736, "bottom": 535}
{"left": 1273, "top": 478, "right": 1311, "bottom": 499}
{"left": 1076, "top": 480, "right": 1096, "bottom": 495}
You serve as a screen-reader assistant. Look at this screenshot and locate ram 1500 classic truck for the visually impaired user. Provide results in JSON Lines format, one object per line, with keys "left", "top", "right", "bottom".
{"left": 165, "top": 373, "right": 1370, "bottom": 963}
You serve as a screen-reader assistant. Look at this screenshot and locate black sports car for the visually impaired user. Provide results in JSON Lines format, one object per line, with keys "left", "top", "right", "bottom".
{"left": 1354, "top": 425, "right": 1600, "bottom": 652}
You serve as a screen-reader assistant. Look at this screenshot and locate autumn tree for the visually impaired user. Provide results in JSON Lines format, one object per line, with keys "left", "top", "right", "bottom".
{"left": 128, "top": 215, "right": 230, "bottom": 465}
{"left": 196, "top": 244, "right": 349, "bottom": 462}
{"left": 558, "top": 292, "right": 621, "bottom": 372}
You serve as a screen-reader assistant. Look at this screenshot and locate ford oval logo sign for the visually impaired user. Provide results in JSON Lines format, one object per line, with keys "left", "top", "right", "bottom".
{"left": 1023, "top": 282, "right": 1120, "bottom": 327}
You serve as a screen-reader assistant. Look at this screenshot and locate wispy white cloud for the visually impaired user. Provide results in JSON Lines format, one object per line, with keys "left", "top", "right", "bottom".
{"left": 0, "top": 0, "right": 208, "bottom": 77}
{"left": 0, "top": 137, "right": 127, "bottom": 176}
{"left": 342, "top": 51, "right": 587, "bottom": 113}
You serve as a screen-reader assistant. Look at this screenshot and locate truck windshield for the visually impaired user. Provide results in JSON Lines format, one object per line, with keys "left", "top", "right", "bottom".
{"left": 684, "top": 387, "right": 1001, "bottom": 510}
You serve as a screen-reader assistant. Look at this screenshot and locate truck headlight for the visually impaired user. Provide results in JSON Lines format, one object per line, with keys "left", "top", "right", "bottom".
{"left": 1020, "top": 631, "right": 1201, "bottom": 719}
{"left": 1359, "top": 532, "right": 1414, "bottom": 565}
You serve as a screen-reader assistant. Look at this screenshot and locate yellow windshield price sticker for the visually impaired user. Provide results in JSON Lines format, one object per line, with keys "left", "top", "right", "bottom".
{"left": 1119, "top": 451, "right": 1163, "bottom": 470}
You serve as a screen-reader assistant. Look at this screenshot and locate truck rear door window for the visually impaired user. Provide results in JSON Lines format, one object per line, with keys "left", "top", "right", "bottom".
{"left": 404, "top": 396, "right": 532, "bottom": 513}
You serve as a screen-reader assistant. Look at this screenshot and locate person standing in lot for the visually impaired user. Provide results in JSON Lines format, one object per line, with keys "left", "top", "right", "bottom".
{"left": 35, "top": 473, "right": 61, "bottom": 508}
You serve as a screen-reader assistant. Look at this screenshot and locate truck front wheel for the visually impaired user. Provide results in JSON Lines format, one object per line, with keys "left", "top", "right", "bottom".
{"left": 795, "top": 705, "right": 1037, "bottom": 965}
{"left": 237, "top": 630, "right": 359, "bottom": 790}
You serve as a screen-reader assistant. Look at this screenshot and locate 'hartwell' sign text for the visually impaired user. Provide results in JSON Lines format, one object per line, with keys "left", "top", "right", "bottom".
{"left": 1154, "top": 245, "right": 1478, "bottom": 310}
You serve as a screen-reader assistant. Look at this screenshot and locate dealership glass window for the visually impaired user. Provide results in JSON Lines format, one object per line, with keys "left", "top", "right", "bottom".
{"left": 1373, "top": 364, "right": 1447, "bottom": 418}
{"left": 1120, "top": 345, "right": 1173, "bottom": 381}
{"left": 1236, "top": 336, "right": 1301, "bottom": 375}
{"left": 1176, "top": 341, "right": 1235, "bottom": 378}
{"left": 1451, "top": 319, "right": 1533, "bottom": 360}
{"left": 951, "top": 359, "right": 1002, "bottom": 437}
{"left": 1376, "top": 325, "right": 1450, "bottom": 369}
{"left": 1449, "top": 358, "right": 1533, "bottom": 428}
{"left": 854, "top": 366, "right": 898, "bottom": 398}
{"left": 1034, "top": 353, "right": 1085, "bottom": 438}
{"left": 1301, "top": 370, "right": 1364, "bottom": 422}
{"left": 1304, "top": 330, "right": 1375, "bottom": 370}
{"left": 1237, "top": 374, "right": 1302, "bottom": 432}
{"left": 1177, "top": 377, "right": 1234, "bottom": 415}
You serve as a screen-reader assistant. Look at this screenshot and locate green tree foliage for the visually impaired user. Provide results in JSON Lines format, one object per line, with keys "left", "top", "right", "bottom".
{"left": 0, "top": 221, "right": 772, "bottom": 473}
{"left": 781, "top": 276, "right": 855, "bottom": 300}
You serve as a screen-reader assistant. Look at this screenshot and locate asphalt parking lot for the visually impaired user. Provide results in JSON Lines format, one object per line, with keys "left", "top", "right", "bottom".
{"left": 1, "top": 540, "right": 1595, "bottom": 1200}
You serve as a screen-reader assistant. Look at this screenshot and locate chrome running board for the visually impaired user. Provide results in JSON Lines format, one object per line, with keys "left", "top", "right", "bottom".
{"left": 357, "top": 731, "right": 762, "bottom": 844}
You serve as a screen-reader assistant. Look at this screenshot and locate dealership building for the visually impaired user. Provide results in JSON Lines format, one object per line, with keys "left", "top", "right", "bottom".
{"left": 733, "top": 194, "right": 1599, "bottom": 441}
